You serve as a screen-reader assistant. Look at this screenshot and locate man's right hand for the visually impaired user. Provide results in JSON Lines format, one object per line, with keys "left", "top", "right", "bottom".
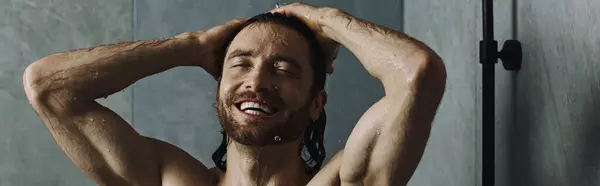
{"left": 182, "top": 18, "right": 248, "bottom": 79}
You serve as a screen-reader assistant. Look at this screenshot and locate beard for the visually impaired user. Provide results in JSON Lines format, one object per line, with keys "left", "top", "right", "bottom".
{"left": 216, "top": 87, "right": 313, "bottom": 147}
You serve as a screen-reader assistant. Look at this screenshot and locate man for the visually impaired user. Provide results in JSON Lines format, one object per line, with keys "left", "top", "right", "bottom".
{"left": 23, "top": 3, "right": 446, "bottom": 186}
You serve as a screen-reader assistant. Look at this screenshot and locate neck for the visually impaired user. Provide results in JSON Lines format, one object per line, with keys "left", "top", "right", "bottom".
{"left": 220, "top": 138, "right": 311, "bottom": 186}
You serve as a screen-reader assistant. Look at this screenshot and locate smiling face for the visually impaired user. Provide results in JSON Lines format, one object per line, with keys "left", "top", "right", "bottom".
{"left": 216, "top": 22, "right": 324, "bottom": 146}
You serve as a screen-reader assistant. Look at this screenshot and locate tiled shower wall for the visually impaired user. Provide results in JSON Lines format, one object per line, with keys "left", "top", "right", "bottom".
{"left": 406, "top": 0, "right": 600, "bottom": 185}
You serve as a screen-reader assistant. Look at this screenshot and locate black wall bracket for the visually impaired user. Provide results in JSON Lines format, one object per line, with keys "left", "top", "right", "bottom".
{"left": 480, "top": 39, "right": 523, "bottom": 71}
{"left": 499, "top": 40, "right": 522, "bottom": 71}
{"left": 480, "top": 0, "right": 522, "bottom": 186}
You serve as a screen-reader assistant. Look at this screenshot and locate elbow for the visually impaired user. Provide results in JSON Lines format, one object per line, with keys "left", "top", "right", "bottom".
{"left": 25, "top": 56, "right": 86, "bottom": 116}
{"left": 409, "top": 49, "right": 446, "bottom": 87}
{"left": 24, "top": 59, "right": 71, "bottom": 114}
{"left": 421, "top": 50, "right": 446, "bottom": 86}
{"left": 387, "top": 50, "right": 446, "bottom": 90}
{"left": 23, "top": 60, "right": 46, "bottom": 103}
{"left": 409, "top": 51, "right": 447, "bottom": 103}
{"left": 23, "top": 56, "right": 64, "bottom": 104}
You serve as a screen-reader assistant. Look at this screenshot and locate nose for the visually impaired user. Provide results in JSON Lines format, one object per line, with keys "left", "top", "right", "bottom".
{"left": 243, "top": 68, "right": 276, "bottom": 93}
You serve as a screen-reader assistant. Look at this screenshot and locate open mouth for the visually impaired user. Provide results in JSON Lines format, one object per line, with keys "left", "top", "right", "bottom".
{"left": 235, "top": 101, "right": 278, "bottom": 117}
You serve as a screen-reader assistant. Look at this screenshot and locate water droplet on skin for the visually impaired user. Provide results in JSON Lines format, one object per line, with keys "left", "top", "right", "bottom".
{"left": 376, "top": 129, "right": 381, "bottom": 135}
{"left": 90, "top": 118, "right": 94, "bottom": 121}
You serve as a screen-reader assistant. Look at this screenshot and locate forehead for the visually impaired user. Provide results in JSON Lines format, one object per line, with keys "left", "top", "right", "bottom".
{"left": 226, "top": 23, "right": 311, "bottom": 65}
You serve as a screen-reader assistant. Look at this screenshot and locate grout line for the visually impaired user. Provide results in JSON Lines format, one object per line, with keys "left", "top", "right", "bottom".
{"left": 476, "top": 1, "right": 481, "bottom": 185}
{"left": 131, "top": 0, "right": 136, "bottom": 127}
{"left": 400, "top": 0, "right": 405, "bottom": 32}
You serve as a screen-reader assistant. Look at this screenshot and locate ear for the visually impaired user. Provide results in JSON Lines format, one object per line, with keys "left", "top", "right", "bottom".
{"left": 309, "top": 90, "right": 327, "bottom": 121}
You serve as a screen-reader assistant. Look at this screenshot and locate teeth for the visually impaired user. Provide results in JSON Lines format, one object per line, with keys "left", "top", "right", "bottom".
{"left": 240, "top": 102, "right": 273, "bottom": 114}
{"left": 244, "top": 109, "right": 268, "bottom": 116}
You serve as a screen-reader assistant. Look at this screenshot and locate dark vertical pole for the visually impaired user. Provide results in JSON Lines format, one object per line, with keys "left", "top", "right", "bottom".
{"left": 481, "top": 0, "right": 496, "bottom": 185}
{"left": 480, "top": 0, "right": 523, "bottom": 184}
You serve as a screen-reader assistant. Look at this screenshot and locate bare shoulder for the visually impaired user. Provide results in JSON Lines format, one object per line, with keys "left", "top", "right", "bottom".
{"left": 146, "top": 137, "right": 219, "bottom": 186}
{"left": 307, "top": 150, "right": 344, "bottom": 186}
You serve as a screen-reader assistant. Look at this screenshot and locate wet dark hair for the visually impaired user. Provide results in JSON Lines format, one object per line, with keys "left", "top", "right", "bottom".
{"left": 212, "top": 12, "right": 328, "bottom": 174}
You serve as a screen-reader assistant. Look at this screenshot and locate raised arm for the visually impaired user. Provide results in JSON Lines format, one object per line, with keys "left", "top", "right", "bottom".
{"left": 23, "top": 19, "right": 246, "bottom": 186}
{"left": 274, "top": 3, "right": 446, "bottom": 185}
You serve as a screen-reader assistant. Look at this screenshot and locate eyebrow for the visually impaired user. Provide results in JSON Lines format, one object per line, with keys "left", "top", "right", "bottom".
{"left": 226, "top": 49, "right": 255, "bottom": 61}
{"left": 226, "top": 49, "right": 304, "bottom": 73}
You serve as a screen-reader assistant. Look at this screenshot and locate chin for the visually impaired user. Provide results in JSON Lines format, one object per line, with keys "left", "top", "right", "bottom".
{"left": 217, "top": 98, "right": 310, "bottom": 146}
{"left": 227, "top": 126, "right": 277, "bottom": 146}
{"left": 222, "top": 111, "right": 278, "bottom": 146}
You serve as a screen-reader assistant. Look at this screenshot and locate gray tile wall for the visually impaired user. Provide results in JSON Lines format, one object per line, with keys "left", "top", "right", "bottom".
{"left": 0, "top": 0, "right": 132, "bottom": 185}
{"left": 404, "top": 0, "right": 487, "bottom": 185}
{"left": 406, "top": 0, "right": 600, "bottom": 185}
{"left": 508, "top": 0, "right": 600, "bottom": 185}
{"left": 494, "top": 0, "right": 517, "bottom": 185}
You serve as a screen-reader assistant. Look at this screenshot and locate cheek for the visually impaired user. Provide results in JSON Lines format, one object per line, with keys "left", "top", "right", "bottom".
{"left": 217, "top": 80, "right": 236, "bottom": 102}
{"left": 279, "top": 83, "right": 311, "bottom": 109}
{"left": 220, "top": 69, "right": 245, "bottom": 89}
{"left": 220, "top": 72, "right": 241, "bottom": 90}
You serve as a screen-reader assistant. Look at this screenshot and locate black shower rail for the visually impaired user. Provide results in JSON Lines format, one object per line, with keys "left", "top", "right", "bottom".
{"left": 480, "top": 0, "right": 522, "bottom": 185}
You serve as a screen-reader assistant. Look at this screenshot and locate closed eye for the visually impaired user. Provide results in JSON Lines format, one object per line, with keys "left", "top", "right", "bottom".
{"left": 275, "top": 61, "right": 299, "bottom": 78}
{"left": 231, "top": 63, "right": 245, "bottom": 67}
{"left": 229, "top": 59, "right": 252, "bottom": 68}
{"left": 277, "top": 68, "right": 293, "bottom": 74}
